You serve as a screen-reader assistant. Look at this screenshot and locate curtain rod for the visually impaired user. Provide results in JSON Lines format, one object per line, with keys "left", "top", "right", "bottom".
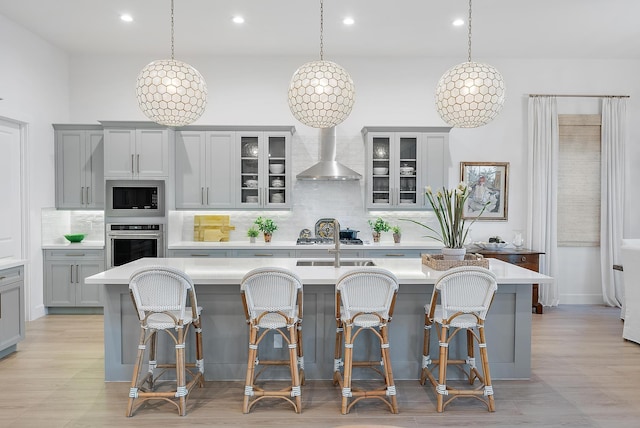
{"left": 528, "top": 94, "right": 630, "bottom": 98}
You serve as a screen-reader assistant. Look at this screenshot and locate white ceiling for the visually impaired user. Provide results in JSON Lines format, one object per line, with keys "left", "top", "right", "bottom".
{"left": 0, "top": 0, "right": 639, "bottom": 59}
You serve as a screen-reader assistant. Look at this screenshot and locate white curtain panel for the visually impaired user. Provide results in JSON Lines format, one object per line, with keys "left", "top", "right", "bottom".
{"left": 600, "top": 97, "right": 626, "bottom": 308}
{"left": 527, "top": 96, "right": 559, "bottom": 307}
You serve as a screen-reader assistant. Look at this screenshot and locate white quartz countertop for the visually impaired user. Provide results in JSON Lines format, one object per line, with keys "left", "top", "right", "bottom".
{"left": 86, "top": 257, "right": 553, "bottom": 286}
{"left": 42, "top": 240, "right": 105, "bottom": 250}
{"left": 0, "top": 258, "right": 26, "bottom": 270}
{"left": 168, "top": 240, "right": 443, "bottom": 250}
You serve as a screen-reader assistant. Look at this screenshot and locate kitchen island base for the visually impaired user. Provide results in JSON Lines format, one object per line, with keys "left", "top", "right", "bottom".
{"left": 101, "top": 265, "right": 533, "bottom": 382}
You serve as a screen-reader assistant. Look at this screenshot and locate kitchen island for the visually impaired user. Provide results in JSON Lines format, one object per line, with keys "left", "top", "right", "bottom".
{"left": 86, "top": 257, "right": 552, "bottom": 382}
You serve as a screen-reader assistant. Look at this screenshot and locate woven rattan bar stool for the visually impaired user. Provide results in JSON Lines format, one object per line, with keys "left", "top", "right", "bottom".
{"left": 240, "top": 267, "right": 304, "bottom": 414}
{"left": 420, "top": 266, "right": 498, "bottom": 412}
{"left": 126, "top": 266, "right": 204, "bottom": 417}
{"left": 333, "top": 267, "right": 399, "bottom": 414}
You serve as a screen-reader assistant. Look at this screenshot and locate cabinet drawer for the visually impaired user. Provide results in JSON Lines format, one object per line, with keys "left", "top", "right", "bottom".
{"left": 0, "top": 266, "right": 23, "bottom": 286}
{"left": 167, "top": 249, "right": 233, "bottom": 258}
{"left": 492, "top": 254, "right": 539, "bottom": 272}
{"left": 45, "top": 249, "right": 104, "bottom": 260}
{"left": 234, "top": 250, "right": 294, "bottom": 258}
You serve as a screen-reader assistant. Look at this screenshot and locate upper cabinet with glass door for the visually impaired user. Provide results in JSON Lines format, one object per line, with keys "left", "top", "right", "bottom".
{"left": 238, "top": 127, "right": 294, "bottom": 209}
{"left": 362, "top": 127, "right": 451, "bottom": 210}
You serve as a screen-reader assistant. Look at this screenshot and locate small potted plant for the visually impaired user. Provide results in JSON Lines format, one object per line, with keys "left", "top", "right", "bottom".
{"left": 392, "top": 225, "right": 401, "bottom": 244}
{"left": 368, "top": 217, "right": 390, "bottom": 243}
{"left": 254, "top": 216, "right": 278, "bottom": 242}
{"left": 247, "top": 227, "right": 259, "bottom": 243}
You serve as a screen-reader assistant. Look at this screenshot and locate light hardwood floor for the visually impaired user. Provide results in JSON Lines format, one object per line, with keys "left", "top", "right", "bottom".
{"left": 1, "top": 305, "right": 639, "bottom": 427}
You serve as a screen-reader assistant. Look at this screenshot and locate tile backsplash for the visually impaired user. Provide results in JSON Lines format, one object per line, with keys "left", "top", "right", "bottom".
{"left": 41, "top": 208, "right": 104, "bottom": 244}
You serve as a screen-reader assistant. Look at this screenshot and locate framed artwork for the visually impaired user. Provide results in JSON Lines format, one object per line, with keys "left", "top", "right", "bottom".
{"left": 460, "top": 162, "right": 509, "bottom": 221}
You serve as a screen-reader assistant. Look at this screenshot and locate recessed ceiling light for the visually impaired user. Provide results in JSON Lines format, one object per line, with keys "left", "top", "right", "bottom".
{"left": 452, "top": 18, "right": 464, "bottom": 26}
{"left": 232, "top": 16, "right": 245, "bottom": 24}
{"left": 120, "top": 14, "right": 134, "bottom": 23}
{"left": 343, "top": 17, "right": 355, "bottom": 25}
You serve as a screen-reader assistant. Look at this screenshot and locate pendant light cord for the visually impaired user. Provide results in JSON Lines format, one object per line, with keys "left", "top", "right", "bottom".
{"left": 467, "top": 0, "right": 473, "bottom": 62}
{"left": 319, "top": 0, "right": 324, "bottom": 60}
{"left": 170, "top": 0, "right": 175, "bottom": 60}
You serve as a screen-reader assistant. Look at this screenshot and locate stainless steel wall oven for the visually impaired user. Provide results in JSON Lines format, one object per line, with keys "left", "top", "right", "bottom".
{"left": 106, "top": 224, "right": 164, "bottom": 268}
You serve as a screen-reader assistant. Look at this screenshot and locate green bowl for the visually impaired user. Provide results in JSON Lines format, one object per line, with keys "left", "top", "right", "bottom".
{"left": 64, "top": 234, "right": 85, "bottom": 243}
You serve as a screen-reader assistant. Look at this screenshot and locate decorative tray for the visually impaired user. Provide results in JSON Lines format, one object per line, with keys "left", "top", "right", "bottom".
{"left": 421, "top": 253, "right": 489, "bottom": 271}
{"left": 315, "top": 218, "right": 336, "bottom": 239}
{"left": 472, "top": 241, "right": 509, "bottom": 250}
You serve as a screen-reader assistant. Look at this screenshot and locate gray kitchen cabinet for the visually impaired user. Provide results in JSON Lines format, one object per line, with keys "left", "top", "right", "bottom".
{"left": 295, "top": 248, "right": 364, "bottom": 258}
{"left": 363, "top": 249, "right": 433, "bottom": 258}
{"left": 238, "top": 128, "right": 294, "bottom": 209}
{"left": 175, "top": 130, "right": 236, "bottom": 209}
{"left": 362, "top": 127, "right": 451, "bottom": 210}
{"left": 44, "top": 249, "right": 105, "bottom": 308}
{"left": 166, "top": 249, "right": 233, "bottom": 258}
{"left": 234, "top": 249, "right": 295, "bottom": 258}
{"left": 101, "top": 121, "right": 170, "bottom": 179}
{"left": 0, "top": 265, "right": 25, "bottom": 358}
{"left": 53, "top": 124, "right": 104, "bottom": 209}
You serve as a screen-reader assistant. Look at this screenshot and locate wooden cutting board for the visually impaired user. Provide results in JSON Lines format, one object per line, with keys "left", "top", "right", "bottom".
{"left": 193, "top": 215, "right": 235, "bottom": 242}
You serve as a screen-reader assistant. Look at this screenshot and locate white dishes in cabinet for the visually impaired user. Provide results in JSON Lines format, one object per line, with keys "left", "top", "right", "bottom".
{"left": 244, "top": 179, "right": 258, "bottom": 188}
{"left": 271, "top": 179, "right": 284, "bottom": 187}
{"left": 269, "top": 163, "right": 285, "bottom": 174}
{"left": 373, "top": 167, "right": 389, "bottom": 175}
{"left": 245, "top": 195, "right": 259, "bottom": 203}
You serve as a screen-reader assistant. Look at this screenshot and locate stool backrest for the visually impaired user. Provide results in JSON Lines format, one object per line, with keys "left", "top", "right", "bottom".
{"left": 129, "top": 266, "right": 196, "bottom": 323}
{"left": 241, "top": 267, "right": 303, "bottom": 321}
{"left": 434, "top": 266, "right": 497, "bottom": 321}
{"left": 336, "top": 268, "right": 399, "bottom": 321}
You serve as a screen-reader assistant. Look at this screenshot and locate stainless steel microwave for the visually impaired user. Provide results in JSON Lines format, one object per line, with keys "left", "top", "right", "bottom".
{"left": 105, "top": 180, "right": 165, "bottom": 217}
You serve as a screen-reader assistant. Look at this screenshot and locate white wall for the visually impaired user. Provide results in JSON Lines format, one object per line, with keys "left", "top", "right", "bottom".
{"left": 0, "top": 14, "right": 70, "bottom": 320}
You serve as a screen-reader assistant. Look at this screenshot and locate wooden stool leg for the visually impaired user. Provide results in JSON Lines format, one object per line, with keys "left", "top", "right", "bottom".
{"left": 333, "top": 320, "right": 344, "bottom": 385}
{"left": 288, "top": 325, "right": 302, "bottom": 413}
{"left": 436, "top": 325, "right": 450, "bottom": 413}
{"left": 341, "top": 324, "right": 354, "bottom": 415}
{"left": 126, "top": 328, "right": 148, "bottom": 417}
{"left": 176, "top": 326, "right": 187, "bottom": 416}
{"left": 380, "top": 324, "right": 398, "bottom": 414}
{"left": 242, "top": 326, "right": 258, "bottom": 414}
{"left": 467, "top": 328, "right": 479, "bottom": 385}
{"left": 297, "top": 322, "right": 305, "bottom": 385}
{"left": 478, "top": 326, "right": 495, "bottom": 412}
{"left": 194, "top": 319, "right": 205, "bottom": 388}
{"left": 420, "top": 313, "right": 432, "bottom": 385}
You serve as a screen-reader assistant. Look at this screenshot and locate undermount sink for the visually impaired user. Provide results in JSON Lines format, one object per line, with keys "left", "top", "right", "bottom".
{"left": 295, "top": 260, "right": 376, "bottom": 267}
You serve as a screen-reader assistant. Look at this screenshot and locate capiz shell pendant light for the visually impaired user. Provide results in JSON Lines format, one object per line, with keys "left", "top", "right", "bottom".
{"left": 288, "top": 0, "right": 355, "bottom": 128}
{"left": 435, "top": 0, "right": 505, "bottom": 128}
{"left": 136, "top": 0, "right": 207, "bottom": 127}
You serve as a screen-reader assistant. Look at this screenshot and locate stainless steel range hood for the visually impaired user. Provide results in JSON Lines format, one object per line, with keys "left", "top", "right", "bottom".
{"left": 296, "top": 127, "right": 362, "bottom": 181}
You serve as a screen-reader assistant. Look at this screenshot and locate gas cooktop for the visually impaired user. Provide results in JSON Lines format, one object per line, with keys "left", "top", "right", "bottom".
{"left": 296, "top": 237, "right": 363, "bottom": 245}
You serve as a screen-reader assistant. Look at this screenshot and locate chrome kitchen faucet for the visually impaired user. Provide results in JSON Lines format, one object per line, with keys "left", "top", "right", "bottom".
{"left": 328, "top": 219, "right": 341, "bottom": 267}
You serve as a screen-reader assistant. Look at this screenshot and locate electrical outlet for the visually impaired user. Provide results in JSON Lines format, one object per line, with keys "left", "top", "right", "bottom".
{"left": 273, "top": 334, "right": 283, "bottom": 349}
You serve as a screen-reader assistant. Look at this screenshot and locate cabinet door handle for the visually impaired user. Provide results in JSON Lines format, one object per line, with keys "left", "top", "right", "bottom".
{"left": 190, "top": 254, "right": 210, "bottom": 257}
{"left": 81, "top": 187, "right": 85, "bottom": 205}
{"left": 137, "top": 154, "right": 140, "bottom": 173}
{"left": 87, "top": 187, "right": 91, "bottom": 205}
{"left": 385, "top": 253, "right": 405, "bottom": 257}
{"left": 66, "top": 254, "right": 85, "bottom": 256}
{"left": 520, "top": 256, "right": 527, "bottom": 262}
{"left": 206, "top": 187, "right": 209, "bottom": 205}
{"left": 201, "top": 187, "right": 204, "bottom": 205}
{"left": 253, "top": 253, "right": 273, "bottom": 257}
{"left": 70, "top": 265, "right": 74, "bottom": 283}
{"left": 131, "top": 154, "right": 135, "bottom": 173}
{"left": 76, "top": 265, "right": 80, "bottom": 284}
